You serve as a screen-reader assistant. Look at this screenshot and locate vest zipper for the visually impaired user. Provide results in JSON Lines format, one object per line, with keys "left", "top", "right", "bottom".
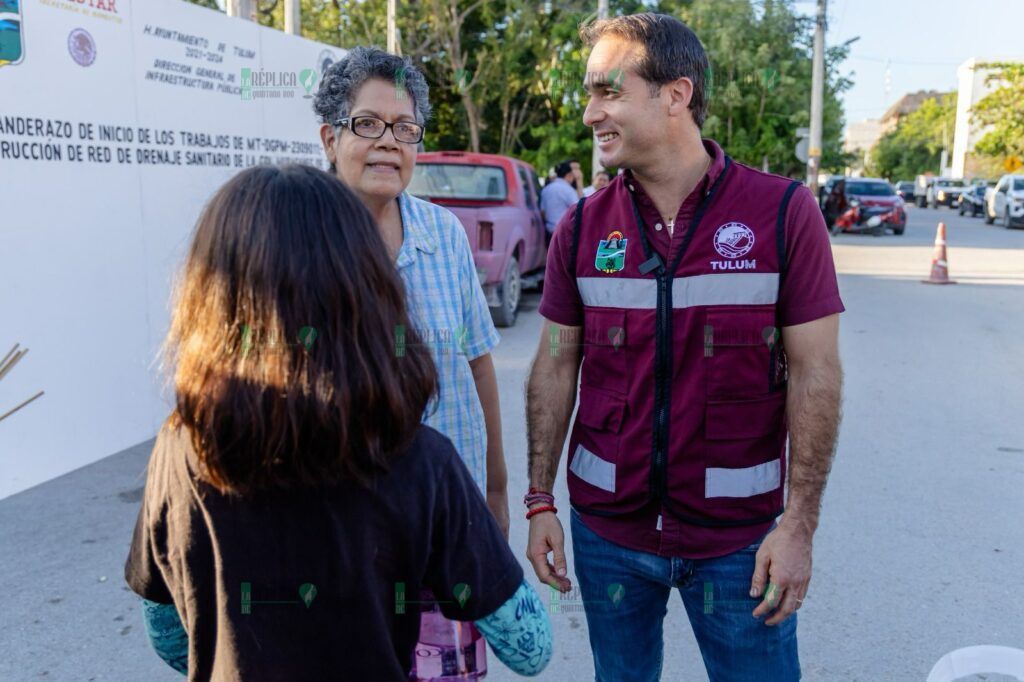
{"left": 632, "top": 158, "right": 734, "bottom": 513}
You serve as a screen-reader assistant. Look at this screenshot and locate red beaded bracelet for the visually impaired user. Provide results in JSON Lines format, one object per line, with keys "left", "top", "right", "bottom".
{"left": 525, "top": 504, "right": 558, "bottom": 520}
{"left": 524, "top": 488, "right": 555, "bottom": 508}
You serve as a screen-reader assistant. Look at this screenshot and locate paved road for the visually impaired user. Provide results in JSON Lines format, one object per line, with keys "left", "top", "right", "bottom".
{"left": 1, "top": 203, "right": 1022, "bottom": 681}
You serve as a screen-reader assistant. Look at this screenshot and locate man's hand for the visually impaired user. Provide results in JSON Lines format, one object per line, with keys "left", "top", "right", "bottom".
{"left": 487, "top": 488, "right": 510, "bottom": 541}
{"left": 527, "top": 512, "right": 572, "bottom": 593}
{"left": 749, "top": 520, "right": 813, "bottom": 626}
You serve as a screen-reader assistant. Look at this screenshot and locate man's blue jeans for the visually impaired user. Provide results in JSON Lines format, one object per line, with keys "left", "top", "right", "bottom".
{"left": 569, "top": 508, "right": 800, "bottom": 681}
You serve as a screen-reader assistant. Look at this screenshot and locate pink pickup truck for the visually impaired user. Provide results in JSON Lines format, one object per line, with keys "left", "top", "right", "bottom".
{"left": 409, "top": 151, "right": 548, "bottom": 327}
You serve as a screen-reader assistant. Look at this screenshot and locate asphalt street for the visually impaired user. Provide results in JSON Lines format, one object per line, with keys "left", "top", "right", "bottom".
{"left": 1, "top": 203, "right": 1022, "bottom": 681}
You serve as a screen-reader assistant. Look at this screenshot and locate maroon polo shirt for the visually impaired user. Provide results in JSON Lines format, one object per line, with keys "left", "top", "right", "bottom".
{"left": 539, "top": 138, "right": 844, "bottom": 559}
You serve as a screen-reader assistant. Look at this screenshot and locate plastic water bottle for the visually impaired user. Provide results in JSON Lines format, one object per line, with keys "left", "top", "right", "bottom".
{"left": 410, "top": 590, "right": 487, "bottom": 680}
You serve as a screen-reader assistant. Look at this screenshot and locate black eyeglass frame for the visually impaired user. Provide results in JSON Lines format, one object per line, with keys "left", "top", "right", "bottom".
{"left": 334, "top": 115, "right": 425, "bottom": 144}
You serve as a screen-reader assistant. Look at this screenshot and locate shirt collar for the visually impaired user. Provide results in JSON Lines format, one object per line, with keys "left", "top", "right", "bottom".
{"left": 623, "top": 138, "right": 726, "bottom": 208}
{"left": 398, "top": 192, "right": 437, "bottom": 254}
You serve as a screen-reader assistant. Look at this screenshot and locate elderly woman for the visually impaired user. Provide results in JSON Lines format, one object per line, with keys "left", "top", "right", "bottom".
{"left": 313, "top": 47, "right": 510, "bottom": 538}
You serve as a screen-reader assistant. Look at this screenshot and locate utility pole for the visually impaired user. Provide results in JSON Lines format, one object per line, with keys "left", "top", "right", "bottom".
{"left": 591, "top": 0, "right": 609, "bottom": 177}
{"left": 226, "top": 0, "right": 255, "bottom": 21}
{"left": 387, "top": 0, "right": 398, "bottom": 54}
{"left": 284, "top": 0, "right": 301, "bottom": 35}
{"left": 807, "top": 0, "right": 826, "bottom": 194}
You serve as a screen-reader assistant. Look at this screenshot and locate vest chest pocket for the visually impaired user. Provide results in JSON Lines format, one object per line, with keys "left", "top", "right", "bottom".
{"left": 580, "top": 309, "right": 628, "bottom": 395}
{"left": 704, "top": 308, "right": 778, "bottom": 399}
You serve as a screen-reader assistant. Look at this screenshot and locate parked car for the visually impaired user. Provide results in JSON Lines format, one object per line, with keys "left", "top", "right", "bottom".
{"left": 896, "top": 181, "right": 915, "bottom": 202}
{"left": 823, "top": 178, "right": 906, "bottom": 235}
{"left": 928, "top": 178, "right": 969, "bottom": 208}
{"left": 958, "top": 184, "right": 988, "bottom": 217}
{"left": 984, "top": 174, "right": 1024, "bottom": 228}
{"left": 408, "top": 151, "right": 547, "bottom": 327}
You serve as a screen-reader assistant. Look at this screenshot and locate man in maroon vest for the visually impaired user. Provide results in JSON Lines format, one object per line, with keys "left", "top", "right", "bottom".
{"left": 524, "top": 13, "right": 844, "bottom": 681}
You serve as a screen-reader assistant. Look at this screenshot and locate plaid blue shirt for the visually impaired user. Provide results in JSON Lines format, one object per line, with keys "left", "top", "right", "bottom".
{"left": 395, "top": 192, "right": 500, "bottom": 491}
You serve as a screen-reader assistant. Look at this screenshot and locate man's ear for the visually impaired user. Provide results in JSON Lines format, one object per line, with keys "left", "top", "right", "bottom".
{"left": 319, "top": 123, "right": 338, "bottom": 165}
{"left": 666, "top": 76, "right": 695, "bottom": 118}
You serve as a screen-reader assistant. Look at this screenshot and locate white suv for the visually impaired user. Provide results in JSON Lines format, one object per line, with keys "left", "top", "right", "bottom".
{"left": 985, "top": 174, "right": 1024, "bottom": 228}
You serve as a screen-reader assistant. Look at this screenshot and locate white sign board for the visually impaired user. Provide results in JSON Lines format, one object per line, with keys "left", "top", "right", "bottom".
{"left": 0, "top": 0, "right": 343, "bottom": 499}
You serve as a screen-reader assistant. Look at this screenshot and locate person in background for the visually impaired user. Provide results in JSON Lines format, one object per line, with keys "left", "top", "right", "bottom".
{"left": 313, "top": 47, "right": 509, "bottom": 539}
{"left": 124, "top": 164, "right": 552, "bottom": 680}
{"left": 540, "top": 160, "right": 582, "bottom": 245}
{"left": 583, "top": 169, "right": 611, "bottom": 197}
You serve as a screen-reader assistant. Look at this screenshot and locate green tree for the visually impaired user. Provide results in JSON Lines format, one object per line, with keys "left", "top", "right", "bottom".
{"left": 677, "top": 0, "right": 853, "bottom": 175}
{"left": 868, "top": 94, "right": 956, "bottom": 181}
{"left": 971, "top": 62, "right": 1024, "bottom": 161}
{"left": 188, "top": 0, "right": 851, "bottom": 180}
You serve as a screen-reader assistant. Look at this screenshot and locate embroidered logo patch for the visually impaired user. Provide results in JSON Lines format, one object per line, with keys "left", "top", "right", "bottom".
{"left": 713, "top": 222, "right": 755, "bottom": 259}
{"left": 595, "top": 230, "right": 627, "bottom": 273}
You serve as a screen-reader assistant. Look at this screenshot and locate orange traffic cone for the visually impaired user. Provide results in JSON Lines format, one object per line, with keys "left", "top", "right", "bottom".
{"left": 922, "top": 222, "right": 957, "bottom": 285}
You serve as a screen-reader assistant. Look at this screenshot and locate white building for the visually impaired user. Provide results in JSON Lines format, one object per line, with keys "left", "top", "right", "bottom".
{"left": 843, "top": 119, "right": 884, "bottom": 176}
{"left": 951, "top": 57, "right": 1022, "bottom": 179}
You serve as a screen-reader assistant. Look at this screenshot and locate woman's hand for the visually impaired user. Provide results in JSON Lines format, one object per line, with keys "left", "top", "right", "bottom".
{"left": 487, "top": 488, "right": 510, "bottom": 541}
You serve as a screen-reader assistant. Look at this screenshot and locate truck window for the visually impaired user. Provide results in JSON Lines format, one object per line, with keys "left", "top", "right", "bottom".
{"left": 518, "top": 167, "right": 534, "bottom": 209}
{"left": 408, "top": 164, "right": 508, "bottom": 201}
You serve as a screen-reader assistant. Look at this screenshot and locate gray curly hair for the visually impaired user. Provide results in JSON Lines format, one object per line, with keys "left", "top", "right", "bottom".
{"left": 313, "top": 46, "right": 432, "bottom": 129}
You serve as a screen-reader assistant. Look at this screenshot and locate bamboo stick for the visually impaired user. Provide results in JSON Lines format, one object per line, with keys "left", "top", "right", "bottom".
{"left": 0, "top": 390, "right": 45, "bottom": 424}
{"left": 0, "top": 344, "right": 19, "bottom": 371}
{"left": 0, "top": 348, "right": 28, "bottom": 383}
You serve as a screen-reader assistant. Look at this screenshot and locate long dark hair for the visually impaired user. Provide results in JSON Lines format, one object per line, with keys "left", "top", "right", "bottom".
{"left": 162, "top": 164, "right": 436, "bottom": 495}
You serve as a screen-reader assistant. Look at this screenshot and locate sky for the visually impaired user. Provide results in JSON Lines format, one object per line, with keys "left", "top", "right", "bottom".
{"left": 794, "top": 0, "right": 1024, "bottom": 128}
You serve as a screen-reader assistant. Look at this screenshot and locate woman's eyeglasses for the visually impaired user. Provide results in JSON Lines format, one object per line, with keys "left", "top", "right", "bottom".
{"left": 336, "top": 116, "right": 424, "bottom": 145}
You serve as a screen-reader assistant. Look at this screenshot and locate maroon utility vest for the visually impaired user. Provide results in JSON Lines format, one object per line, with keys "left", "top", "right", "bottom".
{"left": 566, "top": 157, "right": 802, "bottom": 528}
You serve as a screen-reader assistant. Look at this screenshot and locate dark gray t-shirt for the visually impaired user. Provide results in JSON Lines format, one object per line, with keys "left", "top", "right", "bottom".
{"left": 125, "top": 420, "right": 522, "bottom": 681}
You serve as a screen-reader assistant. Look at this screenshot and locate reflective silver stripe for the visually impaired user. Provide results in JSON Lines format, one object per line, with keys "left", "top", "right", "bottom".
{"left": 570, "top": 444, "right": 616, "bottom": 492}
{"left": 705, "top": 458, "right": 781, "bottom": 498}
{"left": 674, "top": 273, "right": 779, "bottom": 307}
{"left": 577, "top": 273, "right": 779, "bottom": 309}
{"left": 577, "top": 277, "right": 654, "bottom": 308}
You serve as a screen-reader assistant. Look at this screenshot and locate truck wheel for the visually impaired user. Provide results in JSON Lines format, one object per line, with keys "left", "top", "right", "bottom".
{"left": 491, "top": 256, "right": 521, "bottom": 328}
{"left": 958, "top": 204, "right": 965, "bottom": 216}
{"left": 984, "top": 207, "right": 995, "bottom": 224}
{"left": 1004, "top": 209, "right": 1012, "bottom": 229}
{"left": 916, "top": 196, "right": 925, "bottom": 208}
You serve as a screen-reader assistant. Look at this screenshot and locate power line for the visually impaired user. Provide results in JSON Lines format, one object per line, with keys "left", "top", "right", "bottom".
{"left": 846, "top": 53, "right": 962, "bottom": 67}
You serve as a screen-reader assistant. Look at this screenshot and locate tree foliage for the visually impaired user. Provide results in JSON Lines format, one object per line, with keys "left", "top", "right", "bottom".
{"left": 868, "top": 94, "right": 956, "bottom": 181}
{"left": 971, "top": 62, "right": 1024, "bottom": 161}
{"left": 192, "top": 0, "right": 852, "bottom": 179}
